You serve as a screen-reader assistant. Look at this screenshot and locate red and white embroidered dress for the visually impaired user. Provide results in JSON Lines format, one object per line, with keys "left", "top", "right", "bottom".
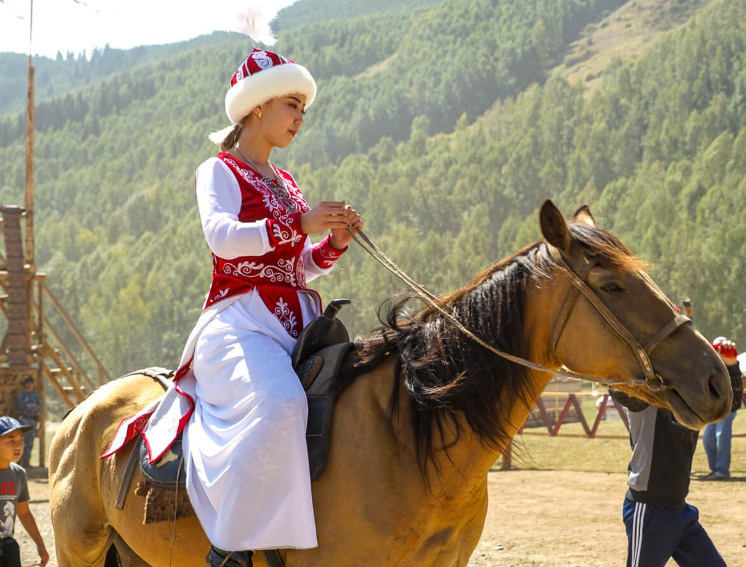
{"left": 103, "top": 153, "right": 345, "bottom": 550}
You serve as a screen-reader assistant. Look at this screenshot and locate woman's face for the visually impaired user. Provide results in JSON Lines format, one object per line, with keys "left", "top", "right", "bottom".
{"left": 257, "top": 93, "right": 306, "bottom": 149}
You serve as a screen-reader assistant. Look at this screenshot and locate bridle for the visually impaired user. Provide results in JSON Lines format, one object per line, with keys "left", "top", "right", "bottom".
{"left": 349, "top": 229, "right": 690, "bottom": 392}
{"left": 547, "top": 245, "right": 690, "bottom": 392}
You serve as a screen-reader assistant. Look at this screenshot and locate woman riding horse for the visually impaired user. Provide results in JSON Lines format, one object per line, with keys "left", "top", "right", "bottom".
{"left": 50, "top": 201, "right": 733, "bottom": 567}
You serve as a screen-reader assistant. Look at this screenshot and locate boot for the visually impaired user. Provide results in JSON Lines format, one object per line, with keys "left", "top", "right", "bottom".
{"left": 206, "top": 546, "right": 254, "bottom": 567}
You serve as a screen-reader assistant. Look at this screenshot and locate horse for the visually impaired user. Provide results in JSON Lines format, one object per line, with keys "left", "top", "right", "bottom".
{"left": 49, "top": 200, "right": 732, "bottom": 567}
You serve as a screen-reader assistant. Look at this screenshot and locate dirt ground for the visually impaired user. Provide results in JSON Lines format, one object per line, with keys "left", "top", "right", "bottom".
{"left": 19, "top": 467, "right": 746, "bottom": 567}
{"left": 470, "top": 469, "right": 746, "bottom": 567}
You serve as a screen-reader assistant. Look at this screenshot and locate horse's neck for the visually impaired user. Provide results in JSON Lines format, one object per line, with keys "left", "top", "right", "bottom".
{"left": 420, "top": 367, "right": 553, "bottom": 499}
{"left": 425, "top": 415, "right": 500, "bottom": 501}
{"left": 422, "top": 274, "right": 563, "bottom": 494}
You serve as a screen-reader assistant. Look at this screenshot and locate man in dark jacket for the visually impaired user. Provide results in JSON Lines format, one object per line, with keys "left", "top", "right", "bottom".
{"left": 611, "top": 384, "right": 729, "bottom": 567}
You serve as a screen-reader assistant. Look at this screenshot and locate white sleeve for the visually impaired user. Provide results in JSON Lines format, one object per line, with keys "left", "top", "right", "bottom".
{"left": 195, "top": 157, "right": 273, "bottom": 259}
{"left": 302, "top": 238, "right": 334, "bottom": 283}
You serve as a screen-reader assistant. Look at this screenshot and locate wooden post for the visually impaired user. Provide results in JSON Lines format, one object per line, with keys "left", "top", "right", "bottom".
{"left": 2, "top": 207, "right": 29, "bottom": 370}
{"left": 36, "top": 280, "right": 44, "bottom": 468}
{"left": 24, "top": 1, "right": 35, "bottom": 271}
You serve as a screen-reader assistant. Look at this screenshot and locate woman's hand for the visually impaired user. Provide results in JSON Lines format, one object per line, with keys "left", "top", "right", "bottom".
{"left": 301, "top": 201, "right": 350, "bottom": 235}
{"left": 329, "top": 205, "right": 363, "bottom": 250}
{"left": 301, "top": 201, "right": 363, "bottom": 250}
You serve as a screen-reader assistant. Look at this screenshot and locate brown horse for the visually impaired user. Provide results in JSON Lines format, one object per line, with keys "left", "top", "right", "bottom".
{"left": 49, "top": 201, "right": 731, "bottom": 567}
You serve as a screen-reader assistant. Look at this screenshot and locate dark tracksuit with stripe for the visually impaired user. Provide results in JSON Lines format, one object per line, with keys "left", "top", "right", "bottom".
{"left": 611, "top": 390, "right": 726, "bottom": 567}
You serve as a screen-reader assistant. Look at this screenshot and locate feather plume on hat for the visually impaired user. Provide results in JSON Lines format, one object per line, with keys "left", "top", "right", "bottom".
{"left": 232, "top": 3, "right": 280, "bottom": 47}
{"left": 208, "top": 2, "right": 282, "bottom": 143}
{"left": 209, "top": 1, "right": 316, "bottom": 144}
{"left": 230, "top": 1, "right": 285, "bottom": 46}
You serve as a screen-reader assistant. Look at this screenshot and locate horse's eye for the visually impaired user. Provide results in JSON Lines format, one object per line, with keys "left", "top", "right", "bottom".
{"left": 601, "top": 283, "right": 623, "bottom": 293}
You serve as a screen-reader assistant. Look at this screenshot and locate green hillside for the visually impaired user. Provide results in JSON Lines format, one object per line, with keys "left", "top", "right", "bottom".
{"left": 0, "top": 0, "right": 439, "bottom": 116}
{"left": 0, "top": 34, "right": 235, "bottom": 116}
{"left": 276, "top": 0, "right": 443, "bottom": 30}
{"left": 0, "top": 0, "right": 744, "bottom": 378}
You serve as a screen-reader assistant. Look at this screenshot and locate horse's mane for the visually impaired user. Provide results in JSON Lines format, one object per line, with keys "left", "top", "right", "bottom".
{"left": 336, "top": 221, "right": 641, "bottom": 471}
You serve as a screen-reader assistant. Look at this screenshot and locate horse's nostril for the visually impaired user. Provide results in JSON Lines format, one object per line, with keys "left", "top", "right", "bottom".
{"left": 708, "top": 372, "right": 724, "bottom": 401}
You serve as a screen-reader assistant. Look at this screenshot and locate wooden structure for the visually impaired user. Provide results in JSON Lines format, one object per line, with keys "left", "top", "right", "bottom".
{"left": 499, "top": 388, "right": 630, "bottom": 470}
{"left": 521, "top": 391, "right": 629, "bottom": 438}
{"left": 0, "top": 9, "right": 108, "bottom": 469}
{"left": 0, "top": 207, "right": 109, "bottom": 468}
{"left": 524, "top": 375, "right": 583, "bottom": 427}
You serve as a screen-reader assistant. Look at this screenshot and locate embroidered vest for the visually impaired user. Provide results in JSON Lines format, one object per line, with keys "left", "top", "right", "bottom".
{"left": 98, "top": 156, "right": 348, "bottom": 461}
{"left": 203, "top": 154, "right": 342, "bottom": 339}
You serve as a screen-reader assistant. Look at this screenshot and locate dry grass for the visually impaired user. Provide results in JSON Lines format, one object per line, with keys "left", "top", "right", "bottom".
{"left": 554, "top": 0, "right": 716, "bottom": 96}
{"left": 503, "top": 403, "right": 746, "bottom": 479}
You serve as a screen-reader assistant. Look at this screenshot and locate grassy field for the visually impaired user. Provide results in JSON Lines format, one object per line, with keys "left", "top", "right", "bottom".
{"left": 502, "top": 403, "right": 746, "bottom": 478}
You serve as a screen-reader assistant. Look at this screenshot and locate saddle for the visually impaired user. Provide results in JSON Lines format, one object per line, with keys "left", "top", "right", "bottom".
{"left": 121, "top": 299, "right": 353, "bottom": 520}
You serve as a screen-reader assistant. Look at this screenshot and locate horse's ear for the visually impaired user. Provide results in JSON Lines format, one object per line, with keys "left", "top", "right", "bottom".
{"left": 573, "top": 205, "right": 595, "bottom": 226}
{"left": 540, "top": 199, "right": 571, "bottom": 252}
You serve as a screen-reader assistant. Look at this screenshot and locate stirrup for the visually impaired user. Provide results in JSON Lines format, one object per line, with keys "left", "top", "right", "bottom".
{"left": 206, "top": 546, "right": 253, "bottom": 567}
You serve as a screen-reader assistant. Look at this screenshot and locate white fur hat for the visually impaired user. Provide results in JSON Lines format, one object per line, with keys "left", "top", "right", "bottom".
{"left": 209, "top": 48, "right": 316, "bottom": 143}
{"left": 226, "top": 48, "right": 316, "bottom": 123}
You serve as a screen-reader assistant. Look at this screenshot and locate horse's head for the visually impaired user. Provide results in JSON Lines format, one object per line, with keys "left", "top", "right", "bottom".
{"left": 536, "top": 199, "right": 731, "bottom": 429}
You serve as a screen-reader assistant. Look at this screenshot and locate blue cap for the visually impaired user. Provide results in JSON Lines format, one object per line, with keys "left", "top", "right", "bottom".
{"left": 0, "top": 416, "right": 32, "bottom": 437}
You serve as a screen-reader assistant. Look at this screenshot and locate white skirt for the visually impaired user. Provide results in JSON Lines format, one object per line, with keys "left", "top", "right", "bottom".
{"left": 183, "top": 290, "right": 319, "bottom": 551}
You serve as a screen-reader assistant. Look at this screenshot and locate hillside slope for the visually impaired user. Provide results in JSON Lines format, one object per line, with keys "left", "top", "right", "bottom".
{"left": 0, "top": 0, "right": 744, "bottom": 376}
{"left": 555, "top": 0, "right": 714, "bottom": 93}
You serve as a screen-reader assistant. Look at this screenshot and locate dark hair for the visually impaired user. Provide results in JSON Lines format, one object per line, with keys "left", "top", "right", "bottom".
{"left": 219, "top": 124, "right": 242, "bottom": 152}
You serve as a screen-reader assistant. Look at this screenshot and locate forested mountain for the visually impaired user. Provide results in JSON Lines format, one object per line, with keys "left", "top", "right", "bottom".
{"left": 0, "top": 0, "right": 743, "bottom": 379}
{"left": 0, "top": 34, "right": 234, "bottom": 116}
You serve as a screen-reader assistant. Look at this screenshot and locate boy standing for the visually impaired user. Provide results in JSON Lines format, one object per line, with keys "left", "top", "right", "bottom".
{"left": 0, "top": 416, "right": 49, "bottom": 567}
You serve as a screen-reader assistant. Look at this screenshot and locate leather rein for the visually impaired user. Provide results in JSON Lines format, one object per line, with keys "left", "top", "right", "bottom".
{"left": 348, "top": 229, "right": 690, "bottom": 392}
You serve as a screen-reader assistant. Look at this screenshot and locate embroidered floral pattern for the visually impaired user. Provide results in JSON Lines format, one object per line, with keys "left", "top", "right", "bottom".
{"left": 296, "top": 257, "right": 307, "bottom": 289}
{"left": 225, "top": 157, "right": 309, "bottom": 220}
{"left": 274, "top": 297, "right": 299, "bottom": 337}
{"left": 210, "top": 288, "right": 230, "bottom": 304}
{"left": 253, "top": 50, "right": 274, "bottom": 70}
{"left": 271, "top": 218, "right": 303, "bottom": 246}
{"left": 317, "top": 248, "right": 341, "bottom": 267}
{"left": 222, "top": 258, "right": 298, "bottom": 286}
{"left": 231, "top": 49, "right": 295, "bottom": 86}
{"left": 204, "top": 155, "right": 346, "bottom": 339}
{"left": 311, "top": 236, "right": 345, "bottom": 269}
{"left": 133, "top": 415, "right": 150, "bottom": 433}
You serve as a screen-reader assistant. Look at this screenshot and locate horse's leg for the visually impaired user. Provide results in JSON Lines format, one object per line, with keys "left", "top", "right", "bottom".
{"left": 105, "top": 546, "right": 120, "bottom": 567}
{"left": 111, "top": 533, "right": 151, "bottom": 567}
{"left": 49, "top": 404, "right": 114, "bottom": 567}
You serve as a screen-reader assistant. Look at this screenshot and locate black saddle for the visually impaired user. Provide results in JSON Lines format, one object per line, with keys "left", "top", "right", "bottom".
{"left": 138, "top": 299, "right": 353, "bottom": 489}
